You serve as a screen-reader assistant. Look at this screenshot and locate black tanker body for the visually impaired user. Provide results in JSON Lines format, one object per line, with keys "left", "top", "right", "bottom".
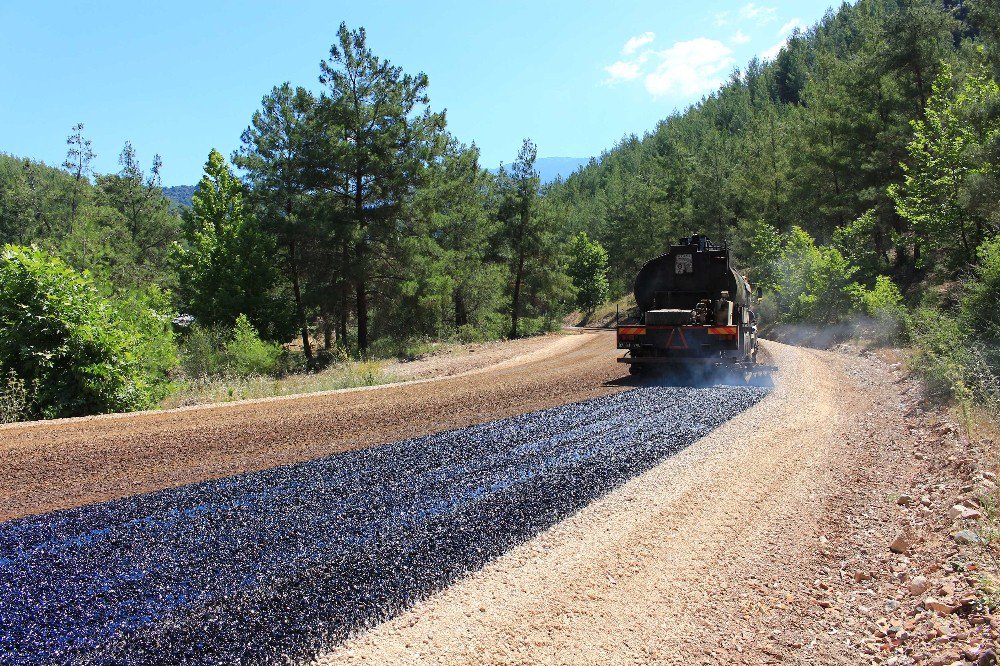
{"left": 617, "top": 234, "right": 760, "bottom": 375}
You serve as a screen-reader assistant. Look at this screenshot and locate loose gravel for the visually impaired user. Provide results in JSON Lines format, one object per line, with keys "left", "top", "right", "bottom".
{"left": 0, "top": 332, "right": 620, "bottom": 523}
{"left": 0, "top": 384, "right": 767, "bottom": 665}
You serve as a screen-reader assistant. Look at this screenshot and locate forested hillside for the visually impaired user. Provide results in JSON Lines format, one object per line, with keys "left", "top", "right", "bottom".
{"left": 549, "top": 0, "right": 997, "bottom": 295}
{"left": 2, "top": 0, "right": 999, "bottom": 421}
{"left": 548, "top": 0, "right": 1000, "bottom": 406}
{"left": 162, "top": 185, "right": 196, "bottom": 208}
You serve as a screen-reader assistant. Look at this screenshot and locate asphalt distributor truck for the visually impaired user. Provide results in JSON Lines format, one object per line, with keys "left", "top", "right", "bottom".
{"left": 617, "top": 234, "right": 764, "bottom": 378}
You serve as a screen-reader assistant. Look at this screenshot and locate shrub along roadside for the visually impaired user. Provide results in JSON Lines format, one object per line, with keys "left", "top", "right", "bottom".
{"left": 909, "top": 237, "right": 1000, "bottom": 415}
{"left": 178, "top": 316, "right": 284, "bottom": 380}
{"left": 0, "top": 245, "right": 176, "bottom": 420}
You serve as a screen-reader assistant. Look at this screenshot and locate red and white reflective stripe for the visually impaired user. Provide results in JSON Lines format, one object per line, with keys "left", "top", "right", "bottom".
{"left": 617, "top": 327, "right": 645, "bottom": 335}
{"left": 706, "top": 326, "right": 738, "bottom": 335}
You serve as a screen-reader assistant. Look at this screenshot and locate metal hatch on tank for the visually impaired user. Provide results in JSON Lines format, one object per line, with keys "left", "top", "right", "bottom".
{"left": 616, "top": 234, "right": 773, "bottom": 377}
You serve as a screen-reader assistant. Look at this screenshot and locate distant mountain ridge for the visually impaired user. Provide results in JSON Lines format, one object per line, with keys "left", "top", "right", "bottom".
{"left": 162, "top": 184, "right": 196, "bottom": 208}
{"left": 161, "top": 157, "right": 591, "bottom": 206}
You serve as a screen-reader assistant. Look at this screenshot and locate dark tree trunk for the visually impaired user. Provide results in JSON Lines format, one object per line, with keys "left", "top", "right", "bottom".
{"left": 322, "top": 312, "right": 333, "bottom": 350}
{"left": 339, "top": 294, "right": 348, "bottom": 348}
{"left": 70, "top": 175, "right": 81, "bottom": 225}
{"left": 510, "top": 249, "right": 525, "bottom": 339}
{"left": 354, "top": 173, "right": 369, "bottom": 353}
{"left": 339, "top": 235, "right": 350, "bottom": 347}
{"left": 356, "top": 275, "right": 368, "bottom": 353}
{"left": 289, "top": 239, "right": 313, "bottom": 364}
{"left": 454, "top": 291, "right": 468, "bottom": 328}
{"left": 509, "top": 205, "right": 530, "bottom": 340}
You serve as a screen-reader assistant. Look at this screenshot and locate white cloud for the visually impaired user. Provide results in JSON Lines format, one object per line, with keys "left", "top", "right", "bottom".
{"left": 776, "top": 18, "right": 805, "bottom": 36}
{"left": 730, "top": 29, "right": 751, "bottom": 45}
{"left": 740, "top": 3, "right": 777, "bottom": 22}
{"left": 644, "top": 38, "right": 735, "bottom": 97}
{"left": 717, "top": 3, "right": 777, "bottom": 26}
{"left": 761, "top": 39, "right": 786, "bottom": 60}
{"left": 622, "top": 31, "right": 655, "bottom": 56}
{"left": 605, "top": 59, "right": 643, "bottom": 81}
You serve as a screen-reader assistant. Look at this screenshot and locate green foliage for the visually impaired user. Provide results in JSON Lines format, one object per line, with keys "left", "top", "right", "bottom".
{"left": 223, "top": 314, "right": 283, "bottom": 377}
{"left": 1, "top": 130, "right": 181, "bottom": 294}
{"left": 0, "top": 370, "right": 28, "bottom": 424}
{"left": 773, "top": 227, "right": 861, "bottom": 324}
{"left": 179, "top": 325, "right": 228, "bottom": 379}
{"left": 858, "top": 275, "right": 904, "bottom": 319}
{"left": 857, "top": 275, "right": 908, "bottom": 343}
{"left": 94, "top": 143, "right": 181, "bottom": 288}
{"left": 890, "top": 64, "right": 1000, "bottom": 271}
{"left": 970, "top": 0, "right": 1000, "bottom": 75}
{"left": 567, "top": 232, "right": 610, "bottom": 311}
{"left": 313, "top": 22, "right": 447, "bottom": 353}
{"left": 909, "top": 307, "right": 976, "bottom": 401}
{"left": 180, "top": 315, "right": 283, "bottom": 379}
{"left": 960, "top": 235, "right": 1000, "bottom": 345}
{"left": 735, "top": 219, "right": 782, "bottom": 293}
{"left": 390, "top": 140, "right": 506, "bottom": 341}
{"left": 0, "top": 245, "right": 174, "bottom": 418}
{"left": 497, "top": 140, "right": 574, "bottom": 337}
{"left": 909, "top": 235, "right": 1000, "bottom": 409}
{"left": 115, "top": 284, "right": 179, "bottom": 400}
{"left": 174, "top": 149, "right": 292, "bottom": 340}
{"left": 833, "top": 210, "right": 882, "bottom": 282}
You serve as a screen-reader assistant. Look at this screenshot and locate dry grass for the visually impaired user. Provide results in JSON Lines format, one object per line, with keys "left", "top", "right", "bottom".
{"left": 162, "top": 359, "right": 393, "bottom": 409}
{"left": 567, "top": 295, "right": 636, "bottom": 328}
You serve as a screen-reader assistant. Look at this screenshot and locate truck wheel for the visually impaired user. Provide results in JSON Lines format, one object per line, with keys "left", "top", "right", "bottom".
{"left": 628, "top": 364, "right": 645, "bottom": 376}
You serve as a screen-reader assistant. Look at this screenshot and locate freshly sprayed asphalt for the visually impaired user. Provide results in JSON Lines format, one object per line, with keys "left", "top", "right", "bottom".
{"left": 0, "top": 384, "right": 768, "bottom": 665}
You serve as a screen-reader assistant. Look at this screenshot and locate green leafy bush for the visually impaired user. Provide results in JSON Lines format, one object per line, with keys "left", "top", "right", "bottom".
{"left": 456, "top": 324, "right": 487, "bottom": 344}
{"left": 908, "top": 308, "right": 971, "bottom": 401}
{"left": 736, "top": 219, "right": 782, "bottom": 293}
{"left": 223, "top": 314, "right": 283, "bottom": 377}
{"left": 567, "top": 232, "right": 610, "bottom": 311}
{"left": 833, "top": 210, "right": 881, "bottom": 282}
{"left": 774, "top": 227, "right": 861, "bottom": 324}
{"left": 907, "top": 238, "right": 1000, "bottom": 410}
{"left": 960, "top": 236, "right": 1000, "bottom": 347}
{"left": 857, "top": 275, "right": 908, "bottom": 344}
{"left": 0, "top": 245, "right": 175, "bottom": 418}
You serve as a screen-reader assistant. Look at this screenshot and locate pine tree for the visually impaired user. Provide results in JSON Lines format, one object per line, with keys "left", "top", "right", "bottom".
{"left": 235, "top": 84, "right": 318, "bottom": 362}
{"left": 315, "top": 23, "right": 446, "bottom": 352}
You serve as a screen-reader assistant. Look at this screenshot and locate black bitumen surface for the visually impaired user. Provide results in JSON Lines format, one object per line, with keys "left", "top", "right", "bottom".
{"left": 0, "top": 384, "right": 768, "bottom": 665}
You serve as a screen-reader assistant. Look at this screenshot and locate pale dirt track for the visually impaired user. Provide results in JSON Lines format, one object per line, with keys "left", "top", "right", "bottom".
{"left": 0, "top": 332, "right": 627, "bottom": 522}
{"left": 315, "top": 340, "right": 910, "bottom": 665}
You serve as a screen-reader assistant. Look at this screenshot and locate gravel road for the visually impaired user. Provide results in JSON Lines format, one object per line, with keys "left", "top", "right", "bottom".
{"left": 0, "top": 332, "right": 622, "bottom": 522}
{"left": 0, "top": 382, "right": 766, "bottom": 664}
{"left": 317, "top": 340, "right": 911, "bottom": 665}
{"left": 2, "top": 332, "right": 912, "bottom": 664}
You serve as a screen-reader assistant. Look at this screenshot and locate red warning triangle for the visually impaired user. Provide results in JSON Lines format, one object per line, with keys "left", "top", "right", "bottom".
{"left": 665, "top": 328, "right": 689, "bottom": 349}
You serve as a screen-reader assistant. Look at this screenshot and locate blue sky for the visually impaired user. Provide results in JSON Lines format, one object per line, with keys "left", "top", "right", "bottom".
{"left": 0, "top": 1, "right": 836, "bottom": 186}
